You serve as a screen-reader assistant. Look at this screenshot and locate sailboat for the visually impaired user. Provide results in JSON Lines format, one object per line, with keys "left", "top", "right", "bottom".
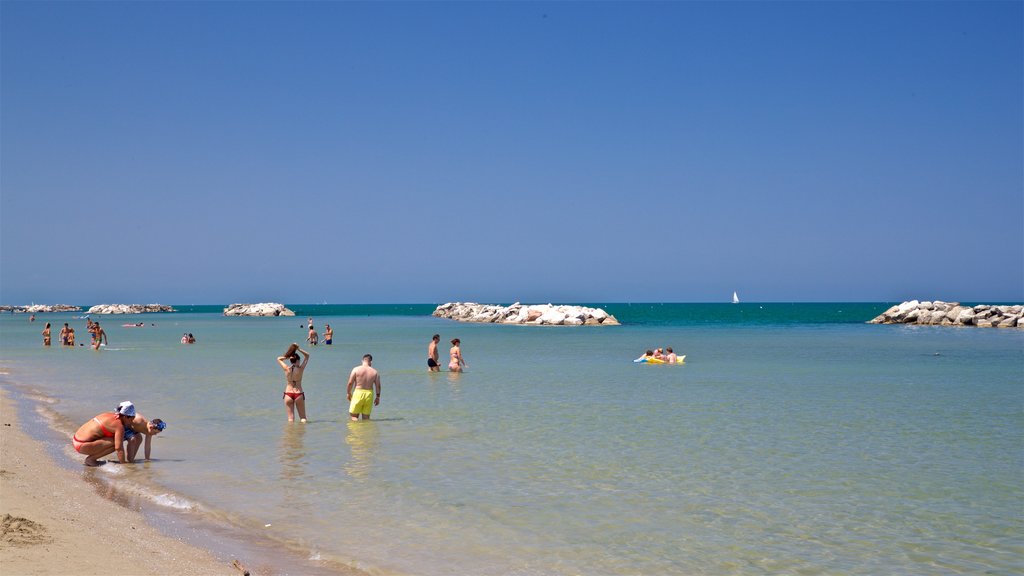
{"left": 732, "top": 291, "right": 740, "bottom": 304}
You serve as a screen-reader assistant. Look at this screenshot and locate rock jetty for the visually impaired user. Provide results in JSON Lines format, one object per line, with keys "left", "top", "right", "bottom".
{"left": 0, "top": 304, "right": 81, "bottom": 313}
{"left": 868, "top": 300, "right": 1023, "bottom": 328}
{"left": 433, "top": 302, "right": 619, "bottom": 326}
{"left": 223, "top": 303, "right": 295, "bottom": 317}
{"left": 87, "top": 304, "right": 176, "bottom": 314}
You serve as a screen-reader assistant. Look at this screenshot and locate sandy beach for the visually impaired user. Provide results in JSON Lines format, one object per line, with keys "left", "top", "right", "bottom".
{"left": 0, "top": 387, "right": 236, "bottom": 576}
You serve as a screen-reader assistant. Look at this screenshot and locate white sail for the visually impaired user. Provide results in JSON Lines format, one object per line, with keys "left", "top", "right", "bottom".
{"left": 732, "top": 291, "right": 740, "bottom": 304}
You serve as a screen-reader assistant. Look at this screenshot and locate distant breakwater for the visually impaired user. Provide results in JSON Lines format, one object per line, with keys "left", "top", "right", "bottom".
{"left": 0, "top": 304, "right": 81, "bottom": 313}
{"left": 869, "top": 300, "right": 1022, "bottom": 328}
{"left": 87, "top": 304, "right": 176, "bottom": 314}
{"left": 223, "top": 303, "right": 296, "bottom": 316}
{"left": 433, "top": 302, "right": 619, "bottom": 326}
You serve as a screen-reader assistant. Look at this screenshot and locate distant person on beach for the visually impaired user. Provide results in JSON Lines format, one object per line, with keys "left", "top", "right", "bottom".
{"left": 448, "top": 338, "right": 466, "bottom": 372}
{"left": 323, "top": 324, "right": 333, "bottom": 345}
{"left": 70, "top": 401, "right": 137, "bottom": 466}
{"left": 307, "top": 325, "right": 319, "bottom": 346}
{"left": 346, "top": 354, "right": 381, "bottom": 421}
{"left": 42, "top": 323, "right": 51, "bottom": 346}
{"left": 427, "top": 334, "right": 441, "bottom": 372}
{"left": 60, "top": 323, "right": 70, "bottom": 346}
{"left": 125, "top": 415, "right": 167, "bottom": 462}
{"left": 92, "top": 322, "right": 107, "bottom": 350}
{"left": 277, "top": 344, "right": 310, "bottom": 423}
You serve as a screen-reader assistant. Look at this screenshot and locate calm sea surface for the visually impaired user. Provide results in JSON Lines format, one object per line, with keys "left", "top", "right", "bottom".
{"left": 1, "top": 303, "right": 1021, "bottom": 575}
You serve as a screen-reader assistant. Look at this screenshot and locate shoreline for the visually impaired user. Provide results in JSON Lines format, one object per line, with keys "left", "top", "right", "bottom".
{"left": 0, "top": 383, "right": 365, "bottom": 576}
{"left": 0, "top": 386, "right": 236, "bottom": 575}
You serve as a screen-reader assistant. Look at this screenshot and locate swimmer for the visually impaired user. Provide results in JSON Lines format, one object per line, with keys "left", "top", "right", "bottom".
{"left": 277, "top": 344, "right": 310, "bottom": 423}
{"left": 323, "top": 324, "right": 333, "bottom": 345}
{"left": 665, "top": 347, "right": 678, "bottom": 363}
{"left": 634, "top": 350, "right": 655, "bottom": 362}
{"left": 42, "top": 323, "right": 51, "bottom": 346}
{"left": 92, "top": 322, "right": 107, "bottom": 350}
{"left": 307, "top": 325, "right": 319, "bottom": 346}
{"left": 448, "top": 338, "right": 466, "bottom": 372}
{"left": 427, "top": 334, "right": 440, "bottom": 372}
{"left": 346, "top": 354, "right": 381, "bottom": 421}
{"left": 70, "top": 401, "right": 137, "bottom": 466}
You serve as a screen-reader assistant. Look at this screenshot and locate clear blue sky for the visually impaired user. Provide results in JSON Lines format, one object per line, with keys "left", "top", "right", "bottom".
{"left": 2, "top": 1, "right": 1021, "bottom": 304}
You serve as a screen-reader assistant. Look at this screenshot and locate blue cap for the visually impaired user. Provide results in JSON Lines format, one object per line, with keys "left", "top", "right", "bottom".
{"left": 155, "top": 421, "right": 167, "bottom": 431}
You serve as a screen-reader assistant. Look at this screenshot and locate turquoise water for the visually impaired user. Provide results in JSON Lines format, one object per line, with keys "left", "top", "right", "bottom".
{"left": 1, "top": 304, "right": 1022, "bottom": 575}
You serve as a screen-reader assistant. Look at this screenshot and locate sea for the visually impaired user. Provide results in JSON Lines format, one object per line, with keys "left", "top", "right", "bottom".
{"left": 1, "top": 303, "right": 1021, "bottom": 575}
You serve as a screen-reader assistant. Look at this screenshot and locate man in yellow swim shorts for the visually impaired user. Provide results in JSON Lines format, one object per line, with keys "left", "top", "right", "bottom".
{"left": 346, "top": 354, "right": 381, "bottom": 421}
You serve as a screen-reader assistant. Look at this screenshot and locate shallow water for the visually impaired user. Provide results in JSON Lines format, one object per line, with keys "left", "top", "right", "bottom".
{"left": 1, "top": 306, "right": 1021, "bottom": 575}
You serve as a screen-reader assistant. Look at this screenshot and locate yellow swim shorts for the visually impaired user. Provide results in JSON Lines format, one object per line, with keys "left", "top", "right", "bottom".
{"left": 349, "top": 388, "right": 375, "bottom": 416}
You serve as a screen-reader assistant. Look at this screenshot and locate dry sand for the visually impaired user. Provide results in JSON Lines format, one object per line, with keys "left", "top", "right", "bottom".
{"left": 0, "top": 388, "right": 238, "bottom": 575}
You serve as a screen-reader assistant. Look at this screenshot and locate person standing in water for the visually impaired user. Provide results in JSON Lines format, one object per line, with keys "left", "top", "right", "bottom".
{"left": 323, "top": 324, "right": 333, "bottom": 345}
{"left": 346, "top": 354, "right": 381, "bottom": 421}
{"left": 59, "top": 323, "right": 70, "bottom": 346}
{"left": 448, "top": 338, "right": 466, "bottom": 372}
{"left": 92, "top": 322, "right": 107, "bottom": 350}
{"left": 427, "top": 334, "right": 441, "bottom": 372}
{"left": 307, "top": 324, "right": 319, "bottom": 346}
{"left": 42, "top": 323, "right": 51, "bottom": 346}
{"left": 277, "top": 344, "right": 310, "bottom": 423}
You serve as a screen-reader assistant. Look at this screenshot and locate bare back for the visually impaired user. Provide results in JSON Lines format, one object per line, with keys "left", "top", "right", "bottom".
{"left": 285, "top": 364, "right": 305, "bottom": 390}
{"left": 348, "top": 365, "right": 379, "bottom": 391}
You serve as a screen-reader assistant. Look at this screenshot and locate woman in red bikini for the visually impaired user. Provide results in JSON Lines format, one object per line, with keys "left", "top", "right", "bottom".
{"left": 70, "top": 401, "right": 137, "bottom": 466}
{"left": 277, "top": 343, "right": 310, "bottom": 423}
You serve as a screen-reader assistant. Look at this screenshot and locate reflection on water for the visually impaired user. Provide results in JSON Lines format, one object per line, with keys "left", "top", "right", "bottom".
{"left": 344, "top": 421, "right": 378, "bottom": 480}
{"left": 279, "top": 423, "right": 310, "bottom": 516}
{"left": 445, "top": 370, "right": 462, "bottom": 390}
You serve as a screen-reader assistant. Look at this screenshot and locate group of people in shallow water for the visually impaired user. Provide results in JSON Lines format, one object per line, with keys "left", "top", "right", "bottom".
{"left": 41, "top": 320, "right": 107, "bottom": 350}
{"left": 41, "top": 317, "right": 203, "bottom": 349}
{"left": 72, "top": 401, "right": 166, "bottom": 466}
{"left": 427, "top": 334, "right": 467, "bottom": 372}
{"left": 276, "top": 342, "right": 382, "bottom": 423}
{"left": 304, "top": 317, "right": 333, "bottom": 346}
{"left": 274, "top": 333, "right": 467, "bottom": 425}
{"left": 66, "top": 319, "right": 473, "bottom": 464}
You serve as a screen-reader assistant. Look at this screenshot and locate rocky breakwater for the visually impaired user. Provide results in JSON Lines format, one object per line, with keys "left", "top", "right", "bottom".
{"left": 869, "top": 300, "right": 1023, "bottom": 328}
{"left": 223, "top": 303, "right": 295, "bottom": 317}
{"left": 433, "top": 302, "right": 620, "bottom": 326}
{"left": 0, "top": 304, "right": 81, "bottom": 313}
{"left": 87, "top": 304, "right": 176, "bottom": 314}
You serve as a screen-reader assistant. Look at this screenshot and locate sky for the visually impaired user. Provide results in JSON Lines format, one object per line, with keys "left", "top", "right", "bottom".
{"left": 2, "top": 1, "right": 1021, "bottom": 305}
